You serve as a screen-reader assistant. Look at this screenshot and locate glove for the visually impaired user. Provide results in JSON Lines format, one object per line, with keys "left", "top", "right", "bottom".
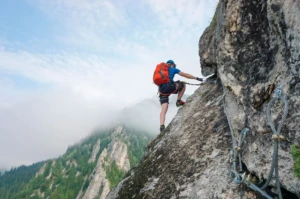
{"left": 196, "top": 77, "right": 203, "bottom": 82}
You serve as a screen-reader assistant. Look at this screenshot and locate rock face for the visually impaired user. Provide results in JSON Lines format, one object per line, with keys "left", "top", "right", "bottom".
{"left": 88, "top": 139, "right": 101, "bottom": 163}
{"left": 106, "top": 81, "right": 247, "bottom": 199}
{"left": 82, "top": 149, "right": 110, "bottom": 199}
{"left": 35, "top": 163, "right": 46, "bottom": 177}
{"left": 199, "top": 0, "right": 300, "bottom": 197}
{"left": 109, "top": 126, "right": 131, "bottom": 172}
{"left": 106, "top": 0, "right": 300, "bottom": 198}
{"left": 78, "top": 126, "right": 132, "bottom": 199}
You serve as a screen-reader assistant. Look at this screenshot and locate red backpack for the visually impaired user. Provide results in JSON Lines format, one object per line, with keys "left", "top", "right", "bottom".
{"left": 153, "top": 62, "right": 170, "bottom": 86}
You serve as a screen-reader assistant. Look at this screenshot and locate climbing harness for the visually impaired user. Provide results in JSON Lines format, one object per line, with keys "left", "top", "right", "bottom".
{"left": 223, "top": 84, "right": 288, "bottom": 199}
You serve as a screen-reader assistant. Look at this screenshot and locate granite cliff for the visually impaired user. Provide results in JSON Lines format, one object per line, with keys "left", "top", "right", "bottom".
{"left": 107, "top": 0, "right": 300, "bottom": 198}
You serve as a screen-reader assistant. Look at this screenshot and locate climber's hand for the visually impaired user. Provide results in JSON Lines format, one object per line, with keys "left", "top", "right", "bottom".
{"left": 196, "top": 77, "right": 203, "bottom": 82}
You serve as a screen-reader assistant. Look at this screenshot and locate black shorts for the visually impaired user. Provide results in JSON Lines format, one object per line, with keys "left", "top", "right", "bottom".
{"left": 159, "top": 82, "right": 184, "bottom": 104}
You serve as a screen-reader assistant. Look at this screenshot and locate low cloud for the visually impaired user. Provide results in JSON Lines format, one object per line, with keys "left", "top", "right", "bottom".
{"left": 119, "top": 94, "right": 189, "bottom": 134}
{"left": 0, "top": 88, "right": 118, "bottom": 169}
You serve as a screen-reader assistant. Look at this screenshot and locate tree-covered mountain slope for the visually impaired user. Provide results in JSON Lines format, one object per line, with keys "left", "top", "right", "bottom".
{"left": 0, "top": 125, "right": 154, "bottom": 199}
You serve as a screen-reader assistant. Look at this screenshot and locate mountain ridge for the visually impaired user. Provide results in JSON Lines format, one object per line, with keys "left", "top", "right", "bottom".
{"left": 0, "top": 124, "right": 154, "bottom": 199}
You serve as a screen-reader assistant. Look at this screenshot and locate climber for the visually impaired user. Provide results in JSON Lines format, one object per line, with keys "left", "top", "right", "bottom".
{"left": 153, "top": 60, "right": 203, "bottom": 132}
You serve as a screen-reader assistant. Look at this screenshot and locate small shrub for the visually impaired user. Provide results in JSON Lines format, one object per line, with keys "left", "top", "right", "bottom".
{"left": 209, "top": 1, "right": 221, "bottom": 29}
{"left": 291, "top": 144, "right": 300, "bottom": 178}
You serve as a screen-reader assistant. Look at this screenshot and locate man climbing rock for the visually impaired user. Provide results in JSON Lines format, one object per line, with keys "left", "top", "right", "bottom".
{"left": 153, "top": 60, "right": 203, "bottom": 132}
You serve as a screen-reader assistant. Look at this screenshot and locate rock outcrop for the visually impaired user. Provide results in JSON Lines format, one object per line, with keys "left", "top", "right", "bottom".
{"left": 107, "top": 0, "right": 300, "bottom": 198}
{"left": 88, "top": 139, "right": 101, "bottom": 163}
{"left": 35, "top": 163, "right": 47, "bottom": 177}
{"left": 82, "top": 149, "right": 110, "bottom": 199}
{"left": 199, "top": 0, "right": 300, "bottom": 197}
{"left": 78, "top": 126, "right": 133, "bottom": 199}
{"left": 109, "top": 126, "right": 131, "bottom": 172}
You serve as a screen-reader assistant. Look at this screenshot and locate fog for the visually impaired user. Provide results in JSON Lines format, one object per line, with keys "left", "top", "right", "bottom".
{"left": 0, "top": 89, "right": 119, "bottom": 169}
{"left": 0, "top": 87, "right": 190, "bottom": 169}
{"left": 119, "top": 95, "right": 188, "bottom": 133}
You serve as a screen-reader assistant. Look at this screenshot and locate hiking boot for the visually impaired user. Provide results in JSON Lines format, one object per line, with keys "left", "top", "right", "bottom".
{"left": 176, "top": 100, "right": 185, "bottom": 107}
{"left": 160, "top": 125, "right": 165, "bottom": 132}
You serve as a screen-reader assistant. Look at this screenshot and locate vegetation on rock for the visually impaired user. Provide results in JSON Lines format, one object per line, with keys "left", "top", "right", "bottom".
{"left": 209, "top": 1, "right": 220, "bottom": 29}
{"left": 291, "top": 144, "right": 300, "bottom": 178}
{"left": 105, "top": 161, "right": 126, "bottom": 189}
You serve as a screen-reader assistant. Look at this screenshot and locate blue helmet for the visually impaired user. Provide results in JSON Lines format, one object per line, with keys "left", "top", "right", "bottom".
{"left": 166, "top": 60, "right": 175, "bottom": 65}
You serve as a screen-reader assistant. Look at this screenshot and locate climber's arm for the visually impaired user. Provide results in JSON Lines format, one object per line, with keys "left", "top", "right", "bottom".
{"left": 179, "top": 72, "right": 204, "bottom": 81}
{"left": 179, "top": 72, "right": 197, "bottom": 79}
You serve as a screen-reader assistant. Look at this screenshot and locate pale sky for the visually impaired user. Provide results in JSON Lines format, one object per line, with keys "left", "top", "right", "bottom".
{"left": 0, "top": 0, "right": 218, "bottom": 169}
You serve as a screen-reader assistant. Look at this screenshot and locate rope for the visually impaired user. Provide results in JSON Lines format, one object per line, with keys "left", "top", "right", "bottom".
{"left": 250, "top": 183, "right": 273, "bottom": 199}
{"left": 222, "top": 82, "right": 288, "bottom": 199}
{"left": 259, "top": 85, "right": 288, "bottom": 199}
{"left": 230, "top": 128, "right": 249, "bottom": 176}
{"left": 230, "top": 170, "right": 273, "bottom": 198}
{"left": 221, "top": 87, "right": 245, "bottom": 178}
{"left": 230, "top": 128, "right": 249, "bottom": 182}
{"left": 221, "top": 87, "right": 237, "bottom": 178}
{"left": 181, "top": 81, "right": 203, "bottom": 86}
{"left": 183, "top": 82, "right": 203, "bottom": 86}
{"left": 238, "top": 128, "right": 248, "bottom": 171}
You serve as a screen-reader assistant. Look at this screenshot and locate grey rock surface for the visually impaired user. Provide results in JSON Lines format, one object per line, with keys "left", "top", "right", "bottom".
{"left": 199, "top": 0, "right": 300, "bottom": 197}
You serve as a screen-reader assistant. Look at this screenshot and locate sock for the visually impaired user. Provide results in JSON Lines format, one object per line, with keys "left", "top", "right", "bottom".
{"left": 177, "top": 99, "right": 180, "bottom": 102}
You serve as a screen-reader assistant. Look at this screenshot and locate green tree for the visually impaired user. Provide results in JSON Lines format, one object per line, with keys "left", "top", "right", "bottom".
{"left": 105, "top": 161, "right": 126, "bottom": 189}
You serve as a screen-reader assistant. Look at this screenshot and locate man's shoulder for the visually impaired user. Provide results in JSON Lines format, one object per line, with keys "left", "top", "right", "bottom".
{"left": 169, "top": 67, "right": 181, "bottom": 73}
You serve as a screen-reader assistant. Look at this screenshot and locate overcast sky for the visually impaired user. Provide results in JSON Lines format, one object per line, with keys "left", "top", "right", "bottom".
{"left": 0, "top": 0, "right": 218, "bottom": 169}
